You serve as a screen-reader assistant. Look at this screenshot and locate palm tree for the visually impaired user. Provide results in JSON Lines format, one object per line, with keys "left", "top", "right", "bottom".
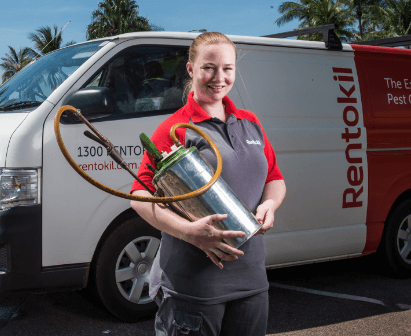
{"left": 381, "top": 0, "right": 411, "bottom": 42}
{"left": 86, "top": 0, "right": 150, "bottom": 40}
{"left": 275, "top": 0, "right": 313, "bottom": 27}
{"left": 275, "top": 0, "right": 355, "bottom": 41}
{"left": 347, "top": 3, "right": 389, "bottom": 41}
{"left": 0, "top": 46, "right": 35, "bottom": 83}
{"left": 343, "top": 0, "right": 377, "bottom": 38}
{"left": 340, "top": 0, "right": 388, "bottom": 40}
{"left": 28, "top": 25, "right": 75, "bottom": 56}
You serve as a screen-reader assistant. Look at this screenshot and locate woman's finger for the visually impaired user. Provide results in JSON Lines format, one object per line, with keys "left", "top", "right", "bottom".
{"left": 255, "top": 205, "right": 267, "bottom": 223}
{"left": 255, "top": 227, "right": 265, "bottom": 235}
{"left": 210, "top": 247, "right": 239, "bottom": 262}
{"left": 207, "top": 252, "right": 223, "bottom": 269}
{"left": 207, "top": 213, "right": 228, "bottom": 224}
{"left": 256, "top": 221, "right": 274, "bottom": 235}
{"left": 216, "top": 241, "right": 244, "bottom": 256}
{"left": 219, "top": 229, "right": 246, "bottom": 240}
{"left": 260, "top": 206, "right": 274, "bottom": 225}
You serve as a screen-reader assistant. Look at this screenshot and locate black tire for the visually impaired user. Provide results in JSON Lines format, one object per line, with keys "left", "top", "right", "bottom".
{"left": 91, "top": 216, "right": 161, "bottom": 322}
{"left": 381, "top": 199, "right": 411, "bottom": 278}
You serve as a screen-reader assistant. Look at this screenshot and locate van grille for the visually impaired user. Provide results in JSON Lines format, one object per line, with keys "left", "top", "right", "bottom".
{"left": 0, "top": 246, "right": 8, "bottom": 271}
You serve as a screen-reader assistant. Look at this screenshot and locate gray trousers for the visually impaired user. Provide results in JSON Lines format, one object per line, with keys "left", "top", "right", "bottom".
{"left": 154, "top": 289, "right": 269, "bottom": 336}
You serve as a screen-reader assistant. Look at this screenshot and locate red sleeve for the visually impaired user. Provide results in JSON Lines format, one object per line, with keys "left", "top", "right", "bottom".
{"left": 130, "top": 109, "right": 189, "bottom": 193}
{"left": 262, "top": 132, "right": 284, "bottom": 183}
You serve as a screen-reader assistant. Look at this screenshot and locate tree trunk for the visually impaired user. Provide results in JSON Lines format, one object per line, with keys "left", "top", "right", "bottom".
{"left": 358, "top": 11, "right": 363, "bottom": 39}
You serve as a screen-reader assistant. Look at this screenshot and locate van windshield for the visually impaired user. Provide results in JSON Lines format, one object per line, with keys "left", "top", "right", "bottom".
{"left": 0, "top": 41, "right": 105, "bottom": 112}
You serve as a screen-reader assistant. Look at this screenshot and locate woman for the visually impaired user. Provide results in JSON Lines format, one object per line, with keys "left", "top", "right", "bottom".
{"left": 130, "top": 32, "right": 286, "bottom": 336}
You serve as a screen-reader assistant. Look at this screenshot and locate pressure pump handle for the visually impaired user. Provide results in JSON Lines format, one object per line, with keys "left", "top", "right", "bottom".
{"left": 83, "top": 130, "right": 107, "bottom": 147}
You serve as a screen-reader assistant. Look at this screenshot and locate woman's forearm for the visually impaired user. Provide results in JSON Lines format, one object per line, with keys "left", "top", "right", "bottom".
{"left": 130, "top": 190, "right": 191, "bottom": 241}
{"left": 261, "top": 179, "right": 286, "bottom": 211}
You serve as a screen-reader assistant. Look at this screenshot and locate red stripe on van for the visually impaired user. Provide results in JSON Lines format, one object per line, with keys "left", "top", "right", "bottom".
{"left": 351, "top": 44, "right": 411, "bottom": 55}
{"left": 353, "top": 44, "right": 411, "bottom": 254}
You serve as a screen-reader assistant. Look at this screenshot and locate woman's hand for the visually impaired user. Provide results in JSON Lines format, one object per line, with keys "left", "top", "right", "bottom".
{"left": 255, "top": 200, "right": 276, "bottom": 235}
{"left": 183, "top": 214, "right": 245, "bottom": 269}
{"left": 254, "top": 180, "right": 286, "bottom": 236}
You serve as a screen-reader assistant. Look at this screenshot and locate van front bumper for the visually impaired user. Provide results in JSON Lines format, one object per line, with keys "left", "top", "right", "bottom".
{"left": 0, "top": 205, "right": 88, "bottom": 292}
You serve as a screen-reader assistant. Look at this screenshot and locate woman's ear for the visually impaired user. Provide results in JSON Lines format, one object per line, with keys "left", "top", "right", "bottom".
{"left": 186, "top": 62, "right": 193, "bottom": 78}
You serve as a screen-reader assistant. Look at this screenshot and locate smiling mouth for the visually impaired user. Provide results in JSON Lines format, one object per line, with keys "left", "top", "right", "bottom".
{"left": 208, "top": 85, "right": 224, "bottom": 90}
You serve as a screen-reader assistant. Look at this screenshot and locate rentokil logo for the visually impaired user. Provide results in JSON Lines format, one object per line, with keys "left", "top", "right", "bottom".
{"left": 333, "top": 67, "right": 363, "bottom": 209}
{"left": 246, "top": 140, "right": 261, "bottom": 145}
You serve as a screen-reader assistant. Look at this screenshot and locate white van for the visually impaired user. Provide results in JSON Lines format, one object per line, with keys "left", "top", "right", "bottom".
{"left": 1, "top": 30, "right": 411, "bottom": 321}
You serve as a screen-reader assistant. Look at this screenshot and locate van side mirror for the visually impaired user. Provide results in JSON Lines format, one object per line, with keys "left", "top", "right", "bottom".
{"left": 61, "top": 87, "right": 114, "bottom": 123}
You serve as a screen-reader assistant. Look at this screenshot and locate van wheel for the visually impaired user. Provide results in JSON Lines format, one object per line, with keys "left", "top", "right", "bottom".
{"left": 382, "top": 199, "right": 411, "bottom": 277}
{"left": 92, "top": 216, "right": 161, "bottom": 322}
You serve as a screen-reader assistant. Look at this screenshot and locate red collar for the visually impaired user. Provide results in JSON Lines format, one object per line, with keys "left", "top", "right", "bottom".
{"left": 185, "top": 91, "right": 238, "bottom": 123}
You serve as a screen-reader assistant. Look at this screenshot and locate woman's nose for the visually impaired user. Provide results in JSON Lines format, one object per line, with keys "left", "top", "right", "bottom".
{"left": 213, "top": 68, "right": 224, "bottom": 82}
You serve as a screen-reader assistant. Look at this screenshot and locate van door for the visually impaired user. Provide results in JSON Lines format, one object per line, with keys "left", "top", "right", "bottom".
{"left": 234, "top": 44, "right": 368, "bottom": 266}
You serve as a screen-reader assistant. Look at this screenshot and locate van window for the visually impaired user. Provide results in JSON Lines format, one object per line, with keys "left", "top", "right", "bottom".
{"left": 84, "top": 46, "right": 188, "bottom": 116}
{"left": 0, "top": 41, "right": 104, "bottom": 112}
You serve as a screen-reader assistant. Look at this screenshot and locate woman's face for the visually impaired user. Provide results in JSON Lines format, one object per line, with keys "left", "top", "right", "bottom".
{"left": 187, "top": 43, "right": 236, "bottom": 105}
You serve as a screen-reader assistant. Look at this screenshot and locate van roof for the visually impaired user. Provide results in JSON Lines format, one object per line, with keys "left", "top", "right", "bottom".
{"left": 105, "top": 31, "right": 354, "bottom": 52}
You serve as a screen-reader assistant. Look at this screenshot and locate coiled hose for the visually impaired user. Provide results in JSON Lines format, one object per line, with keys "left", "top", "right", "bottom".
{"left": 54, "top": 105, "right": 223, "bottom": 203}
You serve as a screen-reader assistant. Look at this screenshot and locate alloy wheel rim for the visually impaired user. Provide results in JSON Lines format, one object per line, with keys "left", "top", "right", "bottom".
{"left": 397, "top": 215, "right": 411, "bottom": 264}
{"left": 115, "top": 236, "right": 160, "bottom": 304}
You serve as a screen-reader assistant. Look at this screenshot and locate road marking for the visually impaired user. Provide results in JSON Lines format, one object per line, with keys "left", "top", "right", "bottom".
{"left": 397, "top": 303, "right": 411, "bottom": 310}
{"left": 269, "top": 282, "right": 386, "bottom": 306}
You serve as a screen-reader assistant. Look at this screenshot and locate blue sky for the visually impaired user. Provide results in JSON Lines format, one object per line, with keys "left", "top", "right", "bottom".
{"left": 0, "top": 0, "right": 299, "bottom": 77}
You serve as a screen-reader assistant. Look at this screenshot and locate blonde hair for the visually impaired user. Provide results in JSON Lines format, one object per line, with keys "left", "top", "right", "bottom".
{"left": 183, "top": 32, "right": 236, "bottom": 102}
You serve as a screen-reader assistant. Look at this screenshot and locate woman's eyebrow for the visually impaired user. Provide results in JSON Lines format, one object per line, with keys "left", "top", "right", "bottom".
{"left": 202, "top": 62, "right": 235, "bottom": 66}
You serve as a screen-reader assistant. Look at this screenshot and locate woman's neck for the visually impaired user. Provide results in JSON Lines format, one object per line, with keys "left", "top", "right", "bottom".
{"left": 194, "top": 97, "right": 227, "bottom": 122}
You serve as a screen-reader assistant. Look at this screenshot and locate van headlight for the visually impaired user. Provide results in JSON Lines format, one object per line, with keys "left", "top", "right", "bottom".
{"left": 0, "top": 169, "right": 41, "bottom": 211}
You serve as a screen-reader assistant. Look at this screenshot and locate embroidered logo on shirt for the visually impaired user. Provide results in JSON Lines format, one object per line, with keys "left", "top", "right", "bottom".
{"left": 246, "top": 140, "right": 261, "bottom": 145}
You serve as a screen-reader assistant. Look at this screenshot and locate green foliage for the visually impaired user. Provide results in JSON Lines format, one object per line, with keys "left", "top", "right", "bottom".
{"left": 86, "top": 0, "right": 151, "bottom": 40}
{"left": 348, "top": 0, "right": 411, "bottom": 43}
{"left": 274, "top": 0, "right": 411, "bottom": 43}
{"left": 275, "top": 0, "right": 355, "bottom": 41}
{"left": 382, "top": 0, "right": 411, "bottom": 35}
{"left": 28, "top": 25, "right": 74, "bottom": 55}
{"left": 65, "top": 40, "right": 77, "bottom": 47}
{"left": 341, "top": 0, "right": 383, "bottom": 39}
{"left": 149, "top": 23, "right": 165, "bottom": 31}
{"left": 0, "top": 46, "right": 35, "bottom": 83}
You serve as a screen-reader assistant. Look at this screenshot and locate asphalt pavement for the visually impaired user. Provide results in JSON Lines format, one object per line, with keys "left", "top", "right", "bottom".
{"left": 1, "top": 254, "right": 411, "bottom": 335}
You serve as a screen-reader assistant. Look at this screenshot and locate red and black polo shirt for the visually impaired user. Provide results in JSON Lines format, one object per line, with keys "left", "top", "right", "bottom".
{"left": 131, "top": 92, "right": 283, "bottom": 304}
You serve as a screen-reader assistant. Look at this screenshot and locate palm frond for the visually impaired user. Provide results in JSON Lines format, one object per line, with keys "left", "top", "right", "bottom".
{"left": 86, "top": 0, "right": 151, "bottom": 40}
{"left": 0, "top": 46, "right": 34, "bottom": 83}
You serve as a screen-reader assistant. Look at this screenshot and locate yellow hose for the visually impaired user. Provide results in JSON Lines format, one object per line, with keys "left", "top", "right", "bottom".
{"left": 54, "top": 105, "right": 223, "bottom": 202}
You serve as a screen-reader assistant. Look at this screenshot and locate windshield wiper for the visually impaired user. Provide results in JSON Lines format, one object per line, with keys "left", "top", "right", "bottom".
{"left": 0, "top": 101, "right": 42, "bottom": 111}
